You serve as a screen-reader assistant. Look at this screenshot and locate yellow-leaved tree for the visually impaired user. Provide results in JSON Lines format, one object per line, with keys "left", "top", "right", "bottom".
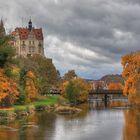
{"left": 25, "top": 71, "right": 38, "bottom": 103}
{"left": 121, "top": 51, "right": 140, "bottom": 104}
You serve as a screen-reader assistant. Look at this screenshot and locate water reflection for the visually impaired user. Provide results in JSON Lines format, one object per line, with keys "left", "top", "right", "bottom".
{"left": 123, "top": 108, "right": 140, "bottom": 140}
{"left": 0, "top": 102, "right": 140, "bottom": 140}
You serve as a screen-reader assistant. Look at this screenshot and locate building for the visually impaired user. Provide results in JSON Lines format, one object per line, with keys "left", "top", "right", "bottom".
{"left": 11, "top": 19, "right": 44, "bottom": 57}
{"left": 90, "top": 80, "right": 107, "bottom": 90}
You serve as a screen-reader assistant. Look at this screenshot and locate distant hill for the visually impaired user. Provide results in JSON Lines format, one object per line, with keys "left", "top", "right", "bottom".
{"left": 100, "top": 74, "right": 124, "bottom": 85}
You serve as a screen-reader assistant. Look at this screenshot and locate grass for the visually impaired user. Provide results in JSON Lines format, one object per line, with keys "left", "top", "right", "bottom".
{"left": 0, "top": 110, "right": 8, "bottom": 117}
{"left": 0, "top": 96, "right": 67, "bottom": 113}
{"left": 13, "top": 96, "right": 61, "bottom": 111}
{"left": 13, "top": 105, "right": 27, "bottom": 111}
{"left": 33, "top": 96, "right": 59, "bottom": 106}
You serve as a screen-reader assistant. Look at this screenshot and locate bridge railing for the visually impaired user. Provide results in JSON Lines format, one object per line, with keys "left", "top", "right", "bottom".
{"left": 89, "top": 89, "right": 123, "bottom": 95}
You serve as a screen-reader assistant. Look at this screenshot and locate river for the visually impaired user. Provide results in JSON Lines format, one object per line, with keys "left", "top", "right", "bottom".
{"left": 0, "top": 102, "right": 140, "bottom": 140}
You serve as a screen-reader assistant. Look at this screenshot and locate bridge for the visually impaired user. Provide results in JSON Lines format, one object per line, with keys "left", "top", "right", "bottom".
{"left": 88, "top": 89, "right": 127, "bottom": 107}
{"left": 89, "top": 89, "right": 123, "bottom": 95}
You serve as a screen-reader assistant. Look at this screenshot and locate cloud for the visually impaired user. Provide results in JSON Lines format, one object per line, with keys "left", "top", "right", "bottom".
{"left": 0, "top": 0, "right": 140, "bottom": 79}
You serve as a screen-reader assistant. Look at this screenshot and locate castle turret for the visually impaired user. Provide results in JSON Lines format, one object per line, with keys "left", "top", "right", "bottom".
{"left": 28, "top": 19, "right": 32, "bottom": 31}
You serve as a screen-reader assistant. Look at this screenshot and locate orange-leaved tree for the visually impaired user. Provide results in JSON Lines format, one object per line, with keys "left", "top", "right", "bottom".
{"left": 0, "top": 69, "right": 19, "bottom": 107}
{"left": 108, "top": 82, "right": 123, "bottom": 90}
{"left": 25, "top": 71, "right": 38, "bottom": 102}
{"left": 121, "top": 51, "right": 140, "bottom": 104}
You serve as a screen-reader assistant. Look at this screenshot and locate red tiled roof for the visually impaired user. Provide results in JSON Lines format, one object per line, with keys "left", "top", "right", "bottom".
{"left": 33, "top": 28, "right": 43, "bottom": 40}
{"left": 11, "top": 31, "right": 16, "bottom": 36}
{"left": 11, "top": 28, "right": 43, "bottom": 40}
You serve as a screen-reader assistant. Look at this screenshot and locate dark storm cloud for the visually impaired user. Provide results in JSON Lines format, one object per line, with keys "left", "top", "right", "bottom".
{"left": 0, "top": 0, "right": 140, "bottom": 79}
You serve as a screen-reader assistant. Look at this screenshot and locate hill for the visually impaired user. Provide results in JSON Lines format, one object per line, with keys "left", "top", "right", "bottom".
{"left": 100, "top": 74, "right": 124, "bottom": 85}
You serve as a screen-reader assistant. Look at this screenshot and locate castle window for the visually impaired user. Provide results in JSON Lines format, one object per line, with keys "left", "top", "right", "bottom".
{"left": 22, "top": 45, "right": 26, "bottom": 51}
{"left": 32, "top": 41, "right": 34, "bottom": 45}
{"left": 29, "top": 47, "right": 31, "bottom": 53}
{"left": 32, "top": 46, "right": 35, "bottom": 52}
{"left": 22, "top": 41, "right": 25, "bottom": 45}
{"left": 29, "top": 41, "right": 31, "bottom": 45}
{"left": 39, "top": 46, "right": 42, "bottom": 53}
{"left": 38, "top": 42, "right": 41, "bottom": 46}
{"left": 29, "top": 46, "right": 35, "bottom": 53}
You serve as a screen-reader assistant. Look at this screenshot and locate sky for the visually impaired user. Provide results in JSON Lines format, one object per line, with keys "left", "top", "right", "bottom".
{"left": 0, "top": 0, "right": 140, "bottom": 79}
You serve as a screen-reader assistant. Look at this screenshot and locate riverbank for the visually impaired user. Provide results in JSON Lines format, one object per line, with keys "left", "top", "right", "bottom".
{"left": 0, "top": 96, "right": 81, "bottom": 122}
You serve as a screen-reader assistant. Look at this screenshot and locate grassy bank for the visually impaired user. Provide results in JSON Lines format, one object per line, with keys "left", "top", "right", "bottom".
{"left": 0, "top": 96, "right": 66, "bottom": 113}
{"left": 14, "top": 96, "right": 65, "bottom": 110}
{"left": 0, "top": 96, "right": 81, "bottom": 120}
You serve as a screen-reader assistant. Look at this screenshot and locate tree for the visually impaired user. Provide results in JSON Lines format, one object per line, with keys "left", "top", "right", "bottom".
{"left": 65, "top": 81, "right": 79, "bottom": 104}
{"left": 0, "top": 69, "right": 19, "bottom": 107}
{"left": 64, "top": 78, "right": 90, "bottom": 104}
{"left": 121, "top": 51, "right": 140, "bottom": 104}
{"left": 0, "top": 21, "right": 15, "bottom": 67}
{"left": 63, "top": 70, "right": 77, "bottom": 81}
{"left": 56, "top": 70, "right": 61, "bottom": 81}
{"left": 108, "top": 82, "right": 123, "bottom": 90}
{"left": 17, "top": 54, "right": 58, "bottom": 95}
{"left": 25, "top": 71, "right": 38, "bottom": 102}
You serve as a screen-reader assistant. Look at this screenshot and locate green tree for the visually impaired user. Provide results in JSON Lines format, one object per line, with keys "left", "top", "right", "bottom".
{"left": 65, "top": 81, "right": 79, "bottom": 104}
{"left": 0, "top": 21, "right": 15, "bottom": 67}
{"left": 16, "top": 68, "right": 27, "bottom": 104}
{"left": 64, "top": 78, "right": 89, "bottom": 104}
{"left": 56, "top": 70, "right": 61, "bottom": 81}
{"left": 63, "top": 70, "right": 77, "bottom": 81}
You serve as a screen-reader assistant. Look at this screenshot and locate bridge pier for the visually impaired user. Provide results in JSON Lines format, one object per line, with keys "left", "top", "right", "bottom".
{"left": 104, "top": 94, "right": 108, "bottom": 107}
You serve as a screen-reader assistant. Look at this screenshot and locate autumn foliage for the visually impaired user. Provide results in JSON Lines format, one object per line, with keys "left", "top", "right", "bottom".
{"left": 0, "top": 69, "right": 19, "bottom": 107}
{"left": 121, "top": 51, "right": 140, "bottom": 104}
{"left": 61, "top": 78, "right": 90, "bottom": 104}
{"left": 108, "top": 82, "right": 123, "bottom": 90}
{"left": 25, "top": 71, "right": 38, "bottom": 102}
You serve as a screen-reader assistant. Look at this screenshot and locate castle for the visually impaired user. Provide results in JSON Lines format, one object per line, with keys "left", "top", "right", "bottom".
{"left": 11, "top": 19, "right": 44, "bottom": 57}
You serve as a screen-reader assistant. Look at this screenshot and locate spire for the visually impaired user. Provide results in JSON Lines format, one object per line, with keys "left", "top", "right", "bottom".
{"left": 28, "top": 17, "right": 32, "bottom": 31}
{"left": 0, "top": 18, "right": 6, "bottom": 35}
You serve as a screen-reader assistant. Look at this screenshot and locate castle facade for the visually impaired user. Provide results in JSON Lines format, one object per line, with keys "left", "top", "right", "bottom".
{"left": 11, "top": 19, "right": 44, "bottom": 57}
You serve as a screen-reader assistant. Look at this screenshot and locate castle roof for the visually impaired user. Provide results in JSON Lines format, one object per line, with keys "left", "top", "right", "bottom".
{"left": 11, "top": 27, "right": 43, "bottom": 40}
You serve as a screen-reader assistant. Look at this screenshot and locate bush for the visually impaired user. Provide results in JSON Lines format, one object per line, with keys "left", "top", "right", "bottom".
{"left": 0, "top": 46, "right": 15, "bottom": 68}
{"left": 0, "top": 110, "right": 8, "bottom": 117}
{"left": 16, "top": 86, "right": 27, "bottom": 105}
{"left": 5, "top": 68, "right": 13, "bottom": 77}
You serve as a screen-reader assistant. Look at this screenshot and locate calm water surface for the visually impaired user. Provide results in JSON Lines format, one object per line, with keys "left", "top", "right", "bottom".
{"left": 0, "top": 103, "right": 140, "bottom": 140}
